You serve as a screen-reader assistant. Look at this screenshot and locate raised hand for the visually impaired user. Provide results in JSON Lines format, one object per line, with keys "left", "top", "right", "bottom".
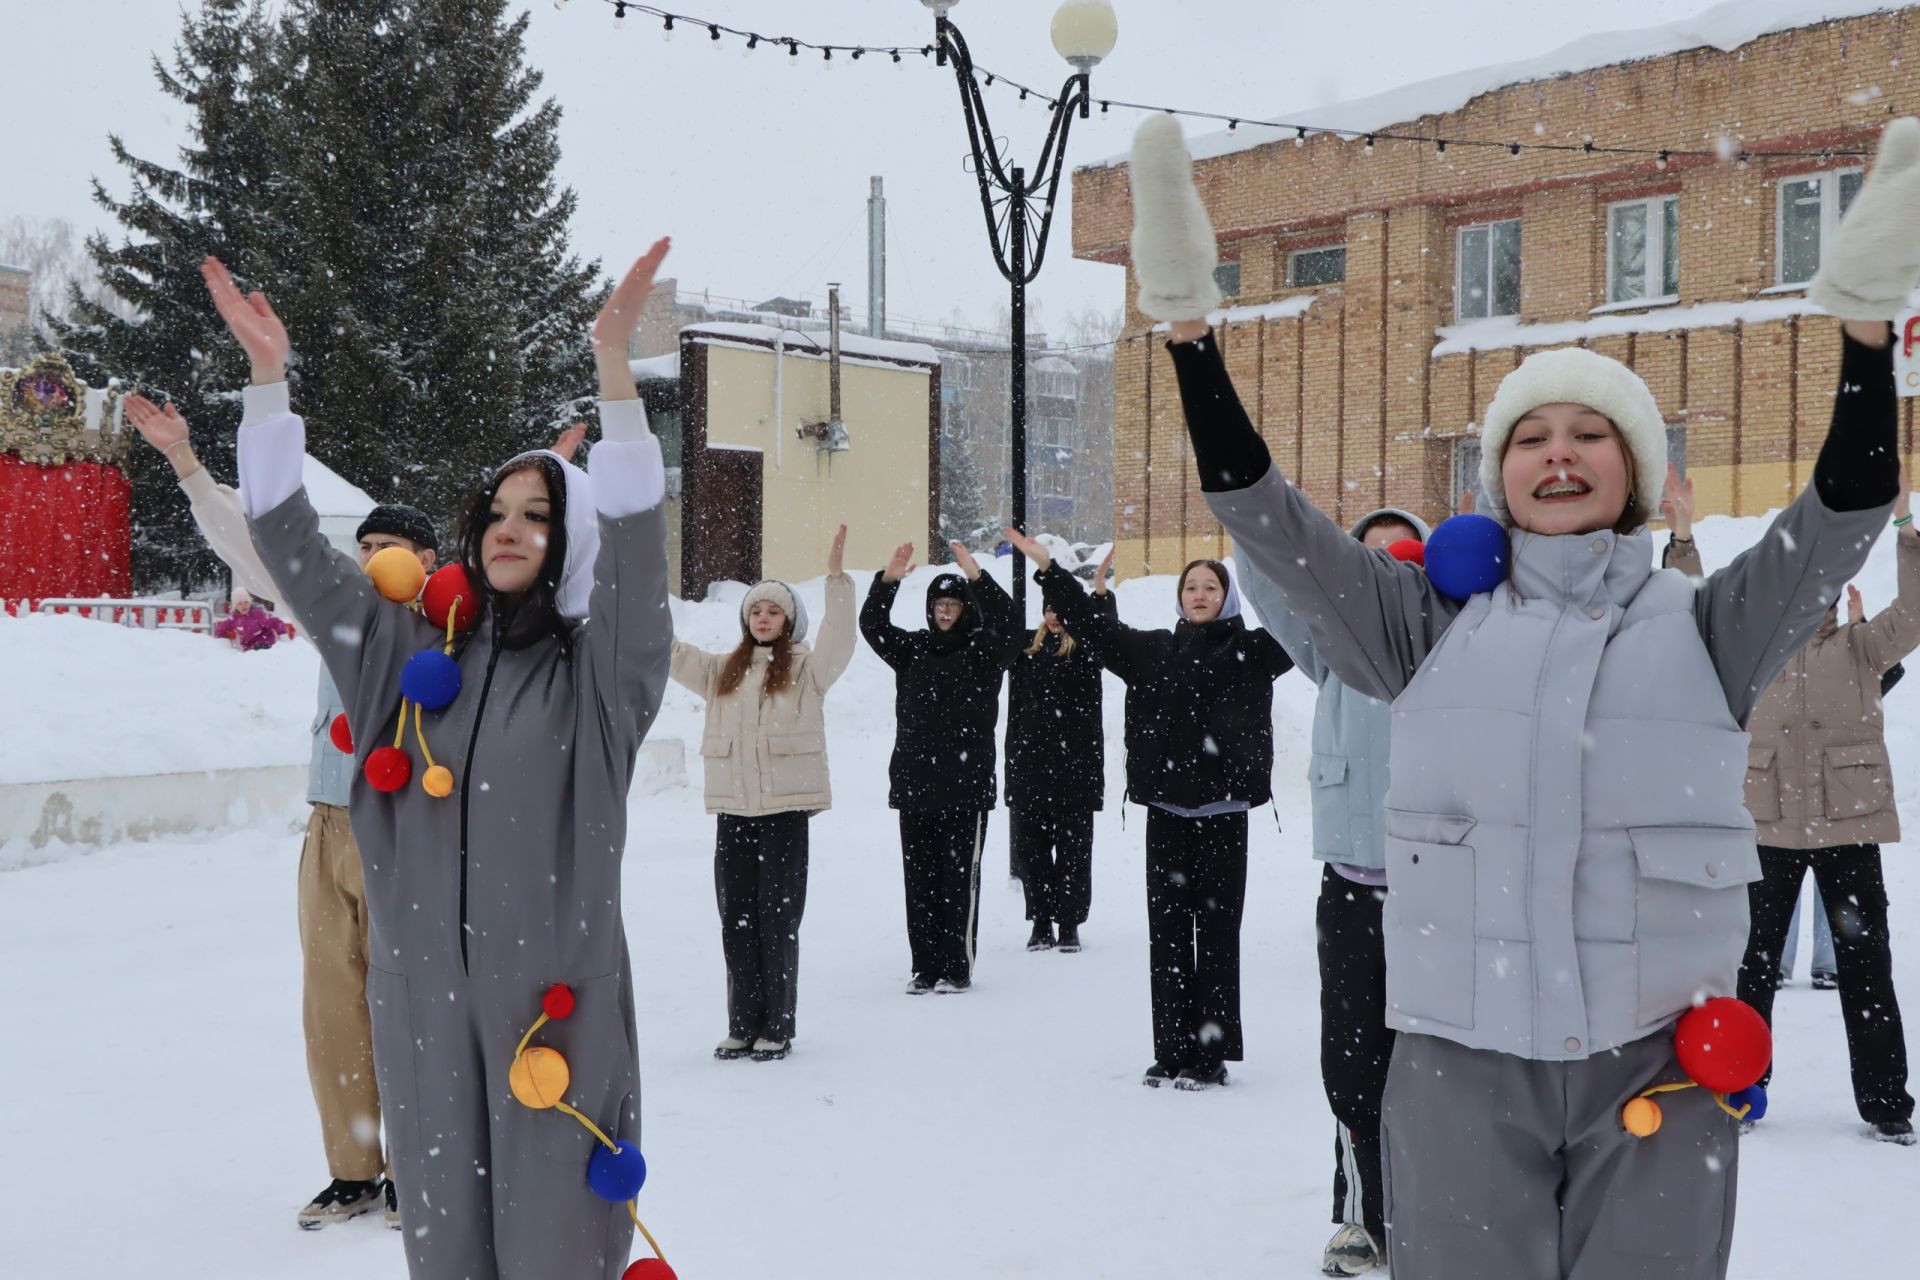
{"left": 201, "top": 257, "right": 289, "bottom": 384}
{"left": 1000, "top": 526, "right": 1052, "bottom": 572}
{"left": 592, "top": 238, "right": 672, "bottom": 351}
{"left": 124, "top": 395, "right": 189, "bottom": 452}
{"left": 1659, "top": 461, "right": 1695, "bottom": 540}
{"left": 949, "top": 541, "right": 982, "bottom": 581}
{"left": 1848, "top": 584, "right": 1868, "bottom": 625}
{"left": 1458, "top": 489, "right": 1477, "bottom": 515}
{"left": 882, "top": 541, "right": 915, "bottom": 584}
{"left": 551, "top": 421, "right": 588, "bottom": 462}
{"left": 827, "top": 524, "right": 848, "bottom": 576}
{"left": 1094, "top": 544, "right": 1117, "bottom": 595}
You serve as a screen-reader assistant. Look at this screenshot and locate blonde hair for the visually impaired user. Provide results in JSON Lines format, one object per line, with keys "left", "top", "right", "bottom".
{"left": 1024, "top": 618, "right": 1078, "bottom": 657}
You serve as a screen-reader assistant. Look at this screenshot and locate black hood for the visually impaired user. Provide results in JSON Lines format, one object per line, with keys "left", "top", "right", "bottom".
{"left": 924, "top": 572, "right": 977, "bottom": 635}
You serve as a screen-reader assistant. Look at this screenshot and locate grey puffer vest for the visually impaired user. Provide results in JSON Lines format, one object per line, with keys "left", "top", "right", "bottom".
{"left": 1384, "top": 528, "right": 1760, "bottom": 1060}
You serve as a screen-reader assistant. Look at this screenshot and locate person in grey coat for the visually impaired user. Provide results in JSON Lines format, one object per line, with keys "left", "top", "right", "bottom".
{"left": 1127, "top": 113, "right": 1914, "bottom": 1279}
{"left": 206, "top": 241, "right": 676, "bottom": 1280}
{"left": 1241, "top": 505, "right": 1428, "bottom": 1276}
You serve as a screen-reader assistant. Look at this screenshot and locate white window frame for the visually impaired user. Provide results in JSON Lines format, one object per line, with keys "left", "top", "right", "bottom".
{"left": 1605, "top": 195, "right": 1679, "bottom": 305}
{"left": 1455, "top": 218, "right": 1522, "bottom": 321}
{"left": 1775, "top": 166, "right": 1864, "bottom": 287}
{"left": 1287, "top": 245, "right": 1347, "bottom": 287}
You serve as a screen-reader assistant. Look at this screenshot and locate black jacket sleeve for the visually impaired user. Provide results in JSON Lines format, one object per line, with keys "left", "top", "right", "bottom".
{"left": 1813, "top": 333, "right": 1900, "bottom": 513}
{"left": 859, "top": 575, "right": 915, "bottom": 673}
{"left": 1247, "top": 625, "right": 1296, "bottom": 681}
{"left": 1167, "top": 332, "right": 1273, "bottom": 494}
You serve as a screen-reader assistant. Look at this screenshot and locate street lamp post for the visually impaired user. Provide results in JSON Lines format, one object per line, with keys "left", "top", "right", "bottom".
{"left": 925, "top": 0, "right": 1117, "bottom": 621}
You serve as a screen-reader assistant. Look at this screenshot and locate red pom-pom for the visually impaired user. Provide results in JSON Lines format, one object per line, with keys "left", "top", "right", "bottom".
{"left": 542, "top": 983, "right": 576, "bottom": 1020}
{"left": 1387, "top": 539, "right": 1426, "bottom": 566}
{"left": 622, "top": 1260, "right": 677, "bottom": 1280}
{"left": 423, "top": 565, "right": 481, "bottom": 633}
{"left": 1675, "top": 997, "right": 1772, "bottom": 1093}
{"left": 364, "top": 746, "right": 412, "bottom": 793}
{"left": 329, "top": 713, "right": 354, "bottom": 754}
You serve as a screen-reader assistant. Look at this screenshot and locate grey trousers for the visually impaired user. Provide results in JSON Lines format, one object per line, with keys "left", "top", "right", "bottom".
{"left": 1381, "top": 1030, "right": 1738, "bottom": 1280}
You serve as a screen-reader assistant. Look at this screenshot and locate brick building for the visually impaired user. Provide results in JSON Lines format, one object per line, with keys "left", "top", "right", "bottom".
{"left": 1072, "top": 4, "right": 1920, "bottom": 577}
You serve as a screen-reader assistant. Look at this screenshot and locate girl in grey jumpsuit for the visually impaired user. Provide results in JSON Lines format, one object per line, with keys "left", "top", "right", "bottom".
{"left": 209, "top": 244, "right": 676, "bottom": 1280}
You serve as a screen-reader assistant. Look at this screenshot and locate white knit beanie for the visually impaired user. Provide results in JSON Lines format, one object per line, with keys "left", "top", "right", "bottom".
{"left": 1478, "top": 347, "right": 1667, "bottom": 527}
{"left": 739, "top": 580, "right": 808, "bottom": 643}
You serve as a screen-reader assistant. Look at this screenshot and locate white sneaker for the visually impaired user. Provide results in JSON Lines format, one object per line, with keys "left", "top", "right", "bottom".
{"left": 750, "top": 1038, "right": 791, "bottom": 1061}
{"left": 714, "top": 1036, "right": 751, "bottom": 1060}
{"left": 1322, "top": 1223, "right": 1382, "bottom": 1276}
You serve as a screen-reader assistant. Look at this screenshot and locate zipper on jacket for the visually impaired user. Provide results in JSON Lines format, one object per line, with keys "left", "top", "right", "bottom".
{"left": 457, "top": 629, "right": 507, "bottom": 975}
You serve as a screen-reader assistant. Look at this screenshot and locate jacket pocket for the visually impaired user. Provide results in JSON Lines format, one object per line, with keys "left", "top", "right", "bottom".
{"left": 1822, "top": 742, "right": 1892, "bottom": 821}
{"left": 767, "top": 732, "right": 828, "bottom": 799}
{"left": 1631, "top": 826, "right": 1760, "bottom": 1025}
{"left": 700, "top": 736, "right": 742, "bottom": 803}
{"left": 1308, "top": 754, "right": 1350, "bottom": 854}
{"left": 1382, "top": 810, "right": 1478, "bottom": 1030}
{"left": 1743, "top": 744, "right": 1780, "bottom": 823}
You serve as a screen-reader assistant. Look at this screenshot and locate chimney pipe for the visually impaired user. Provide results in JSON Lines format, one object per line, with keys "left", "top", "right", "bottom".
{"left": 868, "top": 177, "right": 887, "bottom": 340}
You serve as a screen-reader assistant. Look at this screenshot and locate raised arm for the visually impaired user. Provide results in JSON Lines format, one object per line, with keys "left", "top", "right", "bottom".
{"left": 949, "top": 541, "right": 1019, "bottom": 666}
{"left": 1658, "top": 461, "right": 1705, "bottom": 580}
{"left": 859, "top": 543, "right": 918, "bottom": 672}
{"left": 1239, "top": 558, "right": 1327, "bottom": 684}
{"left": 1853, "top": 472, "right": 1920, "bottom": 675}
{"left": 810, "top": 525, "right": 858, "bottom": 691}
{"left": 1008, "top": 530, "right": 1151, "bottom": 684}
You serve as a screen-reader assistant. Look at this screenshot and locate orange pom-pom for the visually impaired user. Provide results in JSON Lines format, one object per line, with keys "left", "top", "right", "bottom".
{"left": 364, "top": 746, "right": 411, "bottom": 793}
{"left": 423, "top": 564, "right": 480, "bottom": 632}
{"left": 1622, "top": 1096, "right": 1664, "bottom": 1137}
{"left": 328, "top": 713, "right": 354, "bottom": 754}
{"left": 543, "top": 984, "right": 576, "bottom": 1020}
{"left": 508, "top": 1046, "right": 570, "bottom": 1110}
{"left": 422, "top": 764, "right": 454, "bottom": 797}
{"left": 366, "top": 546, "right": 427, "bottom": 604}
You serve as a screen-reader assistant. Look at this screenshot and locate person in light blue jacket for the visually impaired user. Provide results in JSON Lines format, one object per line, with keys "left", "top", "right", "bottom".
{"left": 1241, "top": 505, "right": 1427, "bottom": 1277}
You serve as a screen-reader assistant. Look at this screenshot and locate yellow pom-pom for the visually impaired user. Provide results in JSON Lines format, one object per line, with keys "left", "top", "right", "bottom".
{"left": 366, "top": 546, "right": 427, "bottom": 603}
{"left": 422, "top": 765, "right": 455, "bottom": 797}
{"left": 1622, "top": 1096, "right": 1664, "bottom": 1137}
{"left": 509, "top": 1046, "right": 570, "bottom": 1110}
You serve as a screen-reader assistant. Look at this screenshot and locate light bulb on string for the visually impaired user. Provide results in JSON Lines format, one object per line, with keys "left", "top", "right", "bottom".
{"left": 551, "top": 0, "right": 565, "bottom": 10}
{"left": 1363, "top": 134, "right": 1375, "bottom": 156}
{"left": 612, "top": 2, "right": 626, "bottom": 30}
{"left": 745, "top": 33, "right": 758, "bottom": 55}
{"left": 709, "top": 24, "right": 721, "bottom": 47}
{"left": 788, "top": 38, "right": 799, "bottom": 65}
{"left": 824, "top": 46, "right": 833, "bottom": 68}
{"left": 661, "top": 14, "right": 673, "bottom": 40}
{"left": 893, "top": 50, "right": 903, "bottom": 65}
{"left": 1294, "top": 127, "right": 1306, "bottom": 147}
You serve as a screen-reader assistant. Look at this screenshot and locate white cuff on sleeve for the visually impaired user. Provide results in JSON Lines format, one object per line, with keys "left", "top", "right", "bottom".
{"left": 589, "top": 435, "right": 667, "bottom": 518}
{"left": 237, "top": 410, "right": 307, "bottom": 519}
{"left": 598, "top": 397, "right": 651, "bottom": 443}
{"left": 241, "top": 381, "right": 291, "bottom": 428}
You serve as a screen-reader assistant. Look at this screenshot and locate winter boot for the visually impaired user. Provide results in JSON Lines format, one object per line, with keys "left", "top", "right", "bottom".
{"left": 384, "top": 1179, "right": 401, "bottom": 1231}
{"left": 1812, "top": 969, "right": 1840, "bottom": 990}
{"left": 1056, "top": 922, "right": 1082, "bottom": 953}
{"left": 750, "top": 1038, "right": 791, "bottom": 1062}
{"left": 1142, "top": 1063, "right": 1179, "bottom": 1088}
{"left": 714, "top": 1036, "right": 752, "bottom": 1060}
{"left": 934, "top": 976, "right": 972, "bottom": 994}
{"left": 1174, "top": 1063, "right": 1230, "bottom": 1091}
{"left": 1872, "top": 1119, "right": 1917, "bottom": 1145}
{"left": 905, "top": 975, "right": 937, "bottom": 996}
{"left": 1026, "top": 920, "right": 1056, "bottom": 951}
{"left": 1321, "top": 1223, "right": 1383, "bottom": 1276}
{"left": 296, "top": 1177, "right": 383, "bottom": 1230}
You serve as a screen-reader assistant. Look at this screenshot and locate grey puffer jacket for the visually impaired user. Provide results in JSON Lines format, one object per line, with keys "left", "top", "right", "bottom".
{"left": 1177, "top": 333, "right": 1893, "bottom": 1062}
{"left": 1241, "top": 506, "right": 1428, "bottom": 872}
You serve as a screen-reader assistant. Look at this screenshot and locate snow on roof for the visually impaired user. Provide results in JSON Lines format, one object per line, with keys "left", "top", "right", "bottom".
{"left": 1432, "top": 294, "right": 1823, "bottom": 357}
{"left": 1092, "top": 1, "right": 1899, "bottom": 168}
{"left": 683, "top": 321, "right": 940, "bottom": 368}
{"left": 1148, "top": 294, "right": 1319, "bottom": 333}
{"left": 630, "top": 352, "right": 681, "bottom": 382}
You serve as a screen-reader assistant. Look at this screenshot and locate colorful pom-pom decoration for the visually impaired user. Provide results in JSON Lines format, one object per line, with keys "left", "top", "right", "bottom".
{"left": 423, "top": 564, "right": 480, "bottom": 632}
{"left": 329, "top": 713, "right": 354, "bottom": 755}
{"left": 1729, "top": 1083, "right": 1769, "bottom": 1123}
{"left": 1675, "top": 998, "right": 1772, "bottom": 1094}
{"left": 1387, "top": 539, "right": 1426, "bottom": 566}
{"left": 622, "top": 1261, "right": 678, "bottom": 1280}
{"left": 422, "top": 765, "right": 455, "bottom": 798}
{"left": 364, "top": 745, "right": 412, "bottom": 793}
{"left": 543, "top": 984, "right": 577, "bottom": 1021}
{"left": 587, "top": 1141, "right": 649, "bottom": 1202}
{"left": 1621, "top": 1095, "right": 1664, "bottom": 1137}
{"left": 366, "top": 546, "right": 428, "bottom": 604}
{"left": 508, "top": 1045, "right": 571, "bottom": 1110}
{"left": 401, "top": 649, "right": 464, "bottom": 711}
{"left": 1425, "top": 513, "right": 1509, "bottom": 600}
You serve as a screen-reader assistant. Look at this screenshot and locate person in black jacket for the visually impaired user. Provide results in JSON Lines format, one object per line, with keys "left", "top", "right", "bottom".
{"left": 1005, "top": 546, "right": 1117, "bottom": 955}
{"left": 1008, "top": 527, "right": 1294, "bottom": 1090}
{"left": 861, "top": 539, "right": 1021, "bottom": 994}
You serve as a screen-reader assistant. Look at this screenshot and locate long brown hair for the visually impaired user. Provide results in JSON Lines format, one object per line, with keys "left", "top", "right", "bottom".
{"left": 716, "top": 634, "right": 797, "bottom": 698}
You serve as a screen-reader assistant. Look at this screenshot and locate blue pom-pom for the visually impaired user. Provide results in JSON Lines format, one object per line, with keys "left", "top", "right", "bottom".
{"left": 401, "top": 649, "right": 463, "bottom": 711}
{"left": 1425, "top": 513, "right": 1509, "bottom": 600}
{"left": 1729, "top": 1083, "right": 1768, "bottom": 1122}
{"left": 586, "top": 1141, "right": 648, "bottom": 1202}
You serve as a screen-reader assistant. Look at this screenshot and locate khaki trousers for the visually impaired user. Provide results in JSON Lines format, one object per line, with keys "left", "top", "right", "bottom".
{"left": 297, "top": 803, "right": 387, "bottom": 1180}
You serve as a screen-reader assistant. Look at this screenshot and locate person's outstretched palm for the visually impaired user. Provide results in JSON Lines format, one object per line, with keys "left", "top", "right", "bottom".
{"left": 592, "top": 238, "right": 672, "bottom": 351}
{"left": 201, "top": 257, "right": 289, "bottom": 380}
{"left": 124, "top": 395, "right": 190, "bottom": 452}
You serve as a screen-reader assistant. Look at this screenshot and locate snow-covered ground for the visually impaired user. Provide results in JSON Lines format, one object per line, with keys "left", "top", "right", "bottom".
{"left": 3, "top": 517, "right": 1917, "bottom": 1278}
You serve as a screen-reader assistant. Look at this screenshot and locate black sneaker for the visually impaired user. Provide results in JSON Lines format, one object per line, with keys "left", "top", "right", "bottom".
{"left": 750, "top": 1037, "right": 791, "bottom": 1062}
{"left": 384, "top": 1179, "right": 400, "bottom": 1231}
{"left": 934, "top": 976, "right": 972, "bottom": 994}
{"left": 905, "top": 974, "right": 936, "bottom": 995}
{"left": 1872, "top": 1119, "right": 1916, "bottom": 1145}
{"left": 1026, "top": 920, "right": 1056, "bottom": 951}
{"left": 714, "top": 1036, "right": 752, "bottom": 1060}
{"left": 1812, "top": 970, "right": 1839, "bottom": 991}
{"left": 1142, "top": 1062, "right": 1179, "bottom": 1088}
{"left": 296, "top": 1177, "right": 383, "bottom": 1230}
{"left": 1056, "top": 923, "right": 1082, "bottom": 953}
{"left": 1174, "top": 1063, "right": 1230, "bottom": 1091}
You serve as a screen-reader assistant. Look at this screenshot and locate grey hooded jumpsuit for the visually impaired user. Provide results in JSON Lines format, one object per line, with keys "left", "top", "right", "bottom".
{"left": 241, "top": 383, "right": 672, "bottom": 1280}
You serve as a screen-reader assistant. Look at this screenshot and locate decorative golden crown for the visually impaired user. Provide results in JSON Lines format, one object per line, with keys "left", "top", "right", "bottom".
{"left": 0, "top": 353, "right": 127, "bottom": 467}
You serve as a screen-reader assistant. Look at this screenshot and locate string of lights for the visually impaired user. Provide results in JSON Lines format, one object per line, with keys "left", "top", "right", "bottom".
{"left": 571, "top": 0, "right": 1872, "bottom": 164}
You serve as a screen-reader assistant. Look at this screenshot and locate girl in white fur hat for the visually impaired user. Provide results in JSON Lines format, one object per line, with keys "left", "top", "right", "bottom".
{"left": 1123, "top": 112, "right": 1918, "bottom": 1279}
{"left": 669, "top": 527, "right": 856, "bottom": 1062}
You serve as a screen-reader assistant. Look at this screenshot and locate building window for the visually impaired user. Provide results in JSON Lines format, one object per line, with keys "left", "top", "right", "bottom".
{"left": 1288, "top": 245, "right": 1346, "bottom": 287}
{"left": 1213, "top": 261, "right": 1241, "bottom": 298}
{"left": 1778, "top": 168, "right": 1864, "bottom": 286}
{"left": 1607, "top": 196, "right": 1679, "bottom": 303}
{"left": 1456, "top": 219, "right": 1521, "bottom": 320}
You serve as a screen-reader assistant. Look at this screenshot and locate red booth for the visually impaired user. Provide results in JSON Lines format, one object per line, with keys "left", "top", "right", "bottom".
{"left": 0, "top": 355, "right": 131, "bottom": 610}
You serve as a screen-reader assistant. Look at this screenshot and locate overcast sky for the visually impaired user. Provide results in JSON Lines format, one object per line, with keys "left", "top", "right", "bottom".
{"left": 6, "top": 0, "right": 1739, "bottom": 336}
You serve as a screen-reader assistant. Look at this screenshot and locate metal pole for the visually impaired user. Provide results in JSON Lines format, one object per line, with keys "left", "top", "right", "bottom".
{"left": 868, "top": 177, "right": 887, "bottom": 339}
{"left": 1009, "top": 169, "right": 1028, "bottom": 623}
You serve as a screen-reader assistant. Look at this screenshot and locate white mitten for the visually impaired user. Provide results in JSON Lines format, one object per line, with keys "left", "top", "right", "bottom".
{"left": 1810, "top": 117, "right": 1920, "bottom": 321}
{"left": 1130, "top": 116, "right": 1222, "bottom": 323}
